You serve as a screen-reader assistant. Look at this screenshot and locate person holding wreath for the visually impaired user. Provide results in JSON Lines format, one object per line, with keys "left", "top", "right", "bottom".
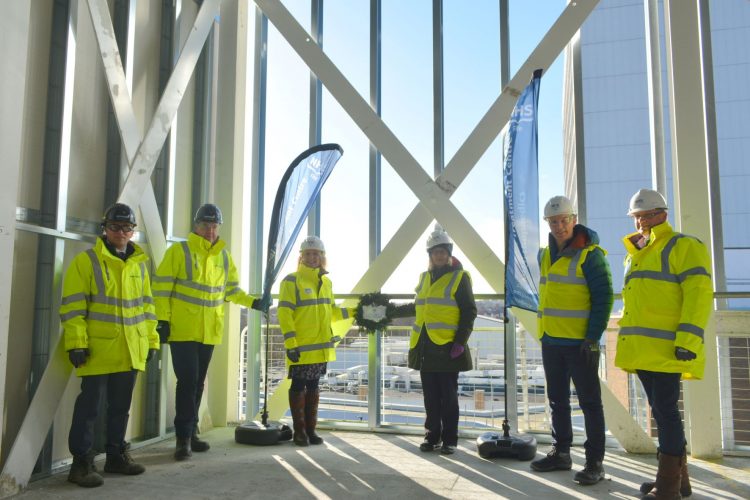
{"left": 391, "top": 225, "right": 477, "bottom": 455}
{"left": 278, "top": 235, "right": 354, "bottom": 446}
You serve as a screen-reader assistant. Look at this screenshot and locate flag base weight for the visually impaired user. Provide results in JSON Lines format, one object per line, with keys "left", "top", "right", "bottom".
{"left": 476, "top": 430, "right": 537, "bottom": 461}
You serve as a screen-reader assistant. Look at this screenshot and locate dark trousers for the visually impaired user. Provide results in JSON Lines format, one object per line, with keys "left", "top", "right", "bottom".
{"left": 68, "top": 370, "right": 138, "bottom": 457}
{"left": 170, "top": 341, "right": 214, "bottom": 438}
{"left": 637, "top": 370, "right": 685, "bottom": 456}
{"left": 542, "top": 343, "right": 605, "bottom": 461}
{"left": 420, "top": 371, "right": 459, "bottom": 446}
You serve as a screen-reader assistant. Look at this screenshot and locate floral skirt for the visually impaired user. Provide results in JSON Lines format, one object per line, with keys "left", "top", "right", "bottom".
{"left": 288, "top": 362, "right": 327, "bottom": 380}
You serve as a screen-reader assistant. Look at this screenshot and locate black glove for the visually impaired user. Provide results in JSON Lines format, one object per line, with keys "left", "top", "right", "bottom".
{"left": 68, "top": 349, "right": 89, "bottom": 368}
{"left": 146, "top": 348, "right": 158, "bottom": 362}
{"left": 286, "top": 348, "right": 301, "bottom": 363}
{"left": 675, "top": 347, "right": 697, "bottom": 361}
{"left": 251, "top": 295, "right": 271, "bottom": 313}
{"left": 156, "top": 320, "right": 171, "bottom": 343}
{"left": 580, "top": 339, "right": 600, "bottom": 371}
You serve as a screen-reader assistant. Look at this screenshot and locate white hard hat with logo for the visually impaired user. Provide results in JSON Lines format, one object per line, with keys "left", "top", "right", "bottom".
{"left": 544, "top": 195, "right": 576, "bottom": 218}
{"left": 426, "top": 224, "right": 453, "bottom": 254}
{"left": 300, "top": 235, "right": 325, "bottom": 253}
{"left": 628, "top": 189, "right": 668, "bottom": 215}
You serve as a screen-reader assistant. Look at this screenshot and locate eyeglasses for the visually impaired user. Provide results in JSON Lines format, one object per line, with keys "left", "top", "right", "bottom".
{"left": 105, "top": 223, "right": 135, "bottom": 233}
{"left": 631, "top": 210, "right": 664, "bottom": 221}
{"left": 197, "top": 221, "right": 220, "bottom": 231}
{"left": 545, "top": 215, "right": 574, "bottom": 226}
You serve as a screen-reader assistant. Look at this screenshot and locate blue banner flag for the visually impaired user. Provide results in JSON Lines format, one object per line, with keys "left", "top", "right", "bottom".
{"left": 262, "top": 144, "right": 344, "bottom": 303}
{"left": 503, "top": 70, "right": 542, "bottom": 312}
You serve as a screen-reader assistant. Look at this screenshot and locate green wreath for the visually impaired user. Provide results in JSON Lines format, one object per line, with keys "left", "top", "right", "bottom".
{"left": 354, "top": 292, "right": 394, "bottom": 334}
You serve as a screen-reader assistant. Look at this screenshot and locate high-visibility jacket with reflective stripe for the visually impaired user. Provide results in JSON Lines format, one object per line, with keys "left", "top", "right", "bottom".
{"left": 537, "top": 245, "right": 601, "bottom": 341}
{"left": 60, "top": 238, "right": 159, "bottom": 376}
{"left": 410, "top": 269, "right": 466, "bottom": 348}
{"left": 615, "top": 221, "right": 713, "bottom": 379}
{"left": 153, "top": 233, "right": 257, "bottom": 345}
{"left": 278, "top": 263, "right": 351, "bottom": 366}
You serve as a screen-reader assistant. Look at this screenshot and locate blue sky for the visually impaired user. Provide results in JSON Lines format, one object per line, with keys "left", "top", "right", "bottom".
{"left": 254, "top": 1, "right": 568, "bottom": 295}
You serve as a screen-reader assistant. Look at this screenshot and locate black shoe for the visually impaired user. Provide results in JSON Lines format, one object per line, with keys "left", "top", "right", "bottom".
{"left": 104, "top": 444, "right": 145, "bottom": 475}
{"left": 530, "top": 447, "right": 573, "bottom": 472}
{"left": 419, "top": 439, "right": 441, "bottom": 452}
{"left": 191, "top": 432, "right": 210, "bottom": 452}
{"left": 574, "top": 461, "right": 605, "bottom": 485}
{"left": 440, "top": 444, "right": 456, "bottom": 455}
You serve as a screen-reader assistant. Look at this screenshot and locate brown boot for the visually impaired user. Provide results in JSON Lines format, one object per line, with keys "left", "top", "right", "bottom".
{"left": 641, "top": 449, "right": 692, "bottom": 497}
{"left": 68, "top": 453, "right": 103, "bottom": 488}
{"left": 289, "top": 389, "right": 309, "bottom": 446}
{"left": 305, "top": 388, "right": 323, "bottom": 445}
{"left": 642, "top": 451, "right": 682, "bottom": 499}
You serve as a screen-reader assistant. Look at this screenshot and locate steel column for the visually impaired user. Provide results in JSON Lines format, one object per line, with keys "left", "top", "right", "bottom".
{"left": 663, "top": 0, "right": 722, "bottom": 459}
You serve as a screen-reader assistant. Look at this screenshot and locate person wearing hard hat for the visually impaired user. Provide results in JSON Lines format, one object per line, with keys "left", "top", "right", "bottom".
{"left": 615, "top": 189, "right": 712, "bottom": 499}
{"left": 531, "top": 196, "right": 613, "bottom": 486}
{"left": 153, "top": 204, "right": 265, "bottom": 460}
{"left": 391, "top": 225, "right": 477, "bottom": 455}
{"left": 278, "top": 235, "right": 354, "bottom": 446}
{"left": 60, "top": 203, "right": 159, "bottom": 487}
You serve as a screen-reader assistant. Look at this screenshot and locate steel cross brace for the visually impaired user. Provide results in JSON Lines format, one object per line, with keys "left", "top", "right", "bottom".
{"left": 255, "top": 0, "right": 601, "bottom": 295}
{"left": 0, "top": 1, "right": 222, "bottom": 493}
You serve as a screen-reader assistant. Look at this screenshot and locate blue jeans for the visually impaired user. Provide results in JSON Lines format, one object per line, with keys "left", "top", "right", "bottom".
{"left": 542, "top": 343, "right": 605, "bottom": 461}
{"left": 637, "top": 370, "right": 685, "bottom": 456}
{"left": 170, "top": 341, "right": 214, "bottom": 438}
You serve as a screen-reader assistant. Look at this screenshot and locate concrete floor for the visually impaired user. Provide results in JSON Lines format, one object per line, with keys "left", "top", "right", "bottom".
{"left": 16, "top": 427, "right": 750, "bottom": 499}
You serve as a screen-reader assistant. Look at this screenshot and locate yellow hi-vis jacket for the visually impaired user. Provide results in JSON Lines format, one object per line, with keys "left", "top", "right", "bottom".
{"left": 278, "top": 263, "right": 352, "bottom": 367}
{"left": 60, "top": 238, "right": 159, "bottom": 376}
{"left": 410, "top": 269, "right": 466, "bottom": 348}
{"left": 537, "top": 245, "right": 602, "bottom": 340}
{"left": 153, "top": 233, "right": 257, "bottom": 345}
{"left": 615, "top": 221, "right": 713, "bottom": 379}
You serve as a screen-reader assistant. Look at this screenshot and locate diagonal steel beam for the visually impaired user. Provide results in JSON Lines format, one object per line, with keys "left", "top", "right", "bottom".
{"left": 351, "top": 0, "right": 602, "bottom": 295}
{"left": 117, "top": 0, "right": 220, "bottom": 215}
{"left": 87, "top": 0, "right": 170, "bottom": 261}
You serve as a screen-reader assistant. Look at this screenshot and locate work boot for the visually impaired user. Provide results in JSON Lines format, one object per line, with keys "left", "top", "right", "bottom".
{"left": 289, "top": 389, "right": 309, "bottom": 446}
{"left": 104, "top": 442, "right": 145, "bottom": 475}
{"left": 530, "top": 447, "right": 573, "bottom": 472}
{"left": 642, "top": 449, "right": 692, "bottom": 497}
{"left": 305, "top": 388, "right": 323, "bottom": 445}
{"left": 68, "top": 453, "right": 103, "bottom": 488}
{"left": 574, "top": 460, "right": 605, "bottom": 485}
{"left": 174, "top": 436, "right": 192, "bottom": 461}
{"left": 642, "top": 451, "right": 682, "bottom": 499}
{"left": 191, "top": 430, "right": 210, "bottom": 452}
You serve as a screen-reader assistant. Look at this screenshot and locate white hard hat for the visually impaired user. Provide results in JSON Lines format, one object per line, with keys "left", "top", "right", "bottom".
{"left": 628, "top": 189, "right": 668, "bottom": 215}
{"left": 544, "top": 195, "right": 576, "bottom": 218}
{"left": 426, "top": 224, "right": 453, "bottom": 254}
{"left": 300, "top": 235, "right": 325, "bottom": 253}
